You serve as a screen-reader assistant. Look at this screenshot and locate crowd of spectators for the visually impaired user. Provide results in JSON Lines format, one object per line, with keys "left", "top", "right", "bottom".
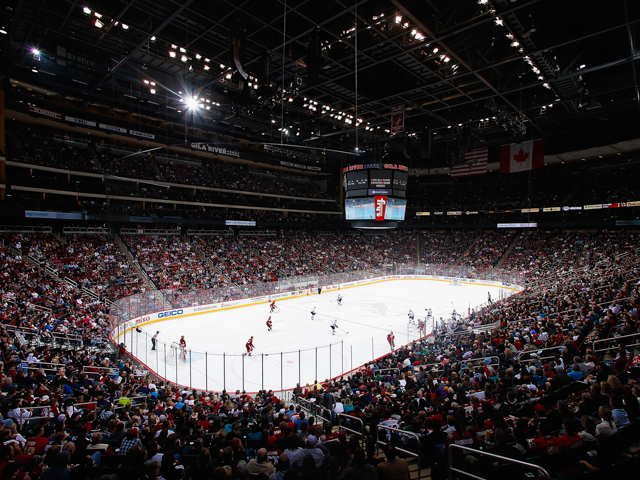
{"left": 6, "top": 124, "right": 101, "bottom": 173}
{"left": 0, "top": 227, "right": 639, "bottom": 480}
{"left": 407, "top": 158, "right": 640, "bottom": 214}
{"left": 365, "top": 232, "right": 417, "bottom": 265}
{"left": 457, "top": 232, "right": 516, "bottom": 278}
{"left": 420, "top": 232, "right": 476, "bottom": 274}
{"left": 194, "top": 235, "right": 279, "bottom": 286}
{"left": 122, "top": 235, "right": 223, "bottom": 293}
{"left": 40, "top": 234, "right": 143, "bottom": 302}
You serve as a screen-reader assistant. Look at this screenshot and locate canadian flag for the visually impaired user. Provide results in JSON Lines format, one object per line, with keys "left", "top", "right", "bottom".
{"left": 375, "top": 196, "right": 387, "bottom": 221}
{"left": 500, "top": 139, "right": 545, "bottom": 173}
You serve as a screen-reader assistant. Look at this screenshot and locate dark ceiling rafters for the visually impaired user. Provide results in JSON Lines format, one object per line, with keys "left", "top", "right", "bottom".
{"left": 90, "top": 0, "right": 197, "bottom": 93}
{"left": 2, "top": 0, "right": 639, "bottom": 165}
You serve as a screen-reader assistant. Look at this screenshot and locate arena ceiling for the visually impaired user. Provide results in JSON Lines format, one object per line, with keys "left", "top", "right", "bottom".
{"left": 1, "top": 0, "right": 640, "bottom": 168}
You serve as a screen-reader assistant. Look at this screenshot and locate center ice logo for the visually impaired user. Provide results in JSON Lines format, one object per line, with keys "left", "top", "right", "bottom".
{"left": 359, "top": 302, "right": 388, "bottom": 316}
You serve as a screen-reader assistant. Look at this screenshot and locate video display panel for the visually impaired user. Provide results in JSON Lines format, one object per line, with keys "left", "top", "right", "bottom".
{"left": 384, "top": 197, "right": 407, "bottom": 220}
{"left": 393, "top": 171, "right": 408, "bottom": 190}
{"left": 345, "top": 171, "right": 369, "bottom": 189}
{"left": 369, "top": 171, "right": 392, "bottom": 188}
{"left": 345, "top": 197, "right": 375, "bottom": 220}
{"left": 346, "top": 189, "right": 369, "bottom": 198}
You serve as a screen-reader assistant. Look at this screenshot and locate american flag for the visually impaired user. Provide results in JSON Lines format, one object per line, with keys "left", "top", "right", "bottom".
{"left": 450, "top": 148, "right": 489, "bottom": 178}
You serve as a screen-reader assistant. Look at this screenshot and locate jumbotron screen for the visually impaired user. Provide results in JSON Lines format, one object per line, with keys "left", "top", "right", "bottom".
{"left": 343, "top": 165, "right": 409, "bottom": 222}
{"left": 345, "top": 197, "right": 407, "bottom": 220}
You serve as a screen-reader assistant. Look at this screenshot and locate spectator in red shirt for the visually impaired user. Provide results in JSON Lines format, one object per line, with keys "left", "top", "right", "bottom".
{"left": 445, "top": 423, "right": 475, "bottom": 451}
{"left": 558, "top": 419, "right": 584, "bottom": 450}
{"left": 22, "top": 426, "right": 50, "bottom": 456}
{"left": 530, "top": 422, "right": 562, "bottom": 455}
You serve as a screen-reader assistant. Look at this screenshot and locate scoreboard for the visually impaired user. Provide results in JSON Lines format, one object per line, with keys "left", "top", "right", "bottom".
{"left": 343, "top": 164, "right": 408, "bottom": 221}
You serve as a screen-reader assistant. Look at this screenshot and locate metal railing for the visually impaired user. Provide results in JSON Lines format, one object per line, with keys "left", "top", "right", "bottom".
{"left": 515, "top": 345, "right": 565, "bottom": 363}
{"left": 337, "top": 413, "right": 364, "bottom": 447}
{"left": 421, "top": 356, "right": 500, "bottom": 374}
{"left": 593, "top": 332, "right": 640, "bottom": 354}
{"left": 376, "top": 425, "right": 423, "bottom": 480}
{"left": 447, "top": 444, "right": 552, "bottom": 480}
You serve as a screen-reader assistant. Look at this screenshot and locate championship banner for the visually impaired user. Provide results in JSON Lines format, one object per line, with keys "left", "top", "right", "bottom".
{"left": 390, "top": 105, "right": 405, "bottom": 134}
{"left": 375, "top": 196, "right": 387, "bottom": 221}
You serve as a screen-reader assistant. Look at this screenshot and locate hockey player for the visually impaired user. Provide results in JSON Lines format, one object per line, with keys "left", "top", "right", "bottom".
{"left": 245, "top": 336, "right": 255, "bottom": 356}
{"left": 425, "top": 308, "right": 432, "bottom": 318}
{"left": 179, "top": 335, "right": 187, "bottom": 361}
{"left": 266, "top": 316, "right": 273, "bottom": 331}
{"left": 387, "top": 331, "right": 395, "bottom": 350}
{"left": 270, "top": 301, "right": 277, "bottom": 313}
{"left": 337, "top": 294, "right": 342, "bottom": 306}
{"left": 310, "top": 307, "right": 316, "bottom": 320}
{"left": 418, "top": 319, "right": 426, "bottom": 337}
{"left": 330, "top": 321, "right": 338, "bottom": 335}
{"left": 408, "top": 309, "right": 415, "bottom": 323}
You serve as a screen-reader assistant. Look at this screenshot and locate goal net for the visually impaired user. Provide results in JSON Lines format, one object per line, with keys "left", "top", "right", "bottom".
{"left": 165, "top": 342, "right": 185, "bottom": 365}
{"left": 450, "top": 278, "right": 461, "bottom": 286}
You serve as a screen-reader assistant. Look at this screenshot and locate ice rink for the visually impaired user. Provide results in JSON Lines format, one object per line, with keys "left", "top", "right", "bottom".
{"left": 120, "top": 279, "right": 512, "bottom": 393}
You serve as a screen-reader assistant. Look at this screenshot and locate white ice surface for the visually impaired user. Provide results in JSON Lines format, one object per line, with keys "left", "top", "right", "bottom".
{"left": 120, "top": 280, "right": 510, "bottom": 394}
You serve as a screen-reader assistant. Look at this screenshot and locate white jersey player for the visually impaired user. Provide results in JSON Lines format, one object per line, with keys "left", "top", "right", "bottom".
{"left": 330, "top": 321, "right": 338, "bottom": 335}
{"left": 310, "top": 307, "right": 316, "bottom": 320}
{"left": 408, "top": 309, "right": 415, "bottom": 323}
{"left": 337, "top": 294, "right": 342, "bottom": 306}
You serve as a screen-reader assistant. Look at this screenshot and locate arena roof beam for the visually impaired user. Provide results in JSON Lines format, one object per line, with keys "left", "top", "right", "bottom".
{"left": 391, "top": 0, "right": 546, "bottom": 138}
{"left": 90, "top": 0, "right": 196, "bottom": 94}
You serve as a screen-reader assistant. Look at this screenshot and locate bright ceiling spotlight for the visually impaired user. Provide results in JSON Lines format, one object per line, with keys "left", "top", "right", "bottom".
{"left": 122, "top": 24, "right": 129, "bottom": 30}
{"left": 95, "top": 19, "right": 104, "bottom": 28}
{"left": 83, "top": 7, "right": 91, "bottom": 15}
{"left": 181, "top": 55, "right": 188, "bottom": 62}
{"left": 186, "top": 97, "right": 199, "bottom": 110}
{"left": 169, "top": 51, "right": 176, "bottom": 58}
